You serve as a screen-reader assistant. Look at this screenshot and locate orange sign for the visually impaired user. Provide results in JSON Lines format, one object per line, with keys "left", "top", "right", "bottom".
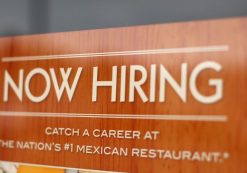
{"left": 0, "top": 17, "right": 246, "bottom": 173}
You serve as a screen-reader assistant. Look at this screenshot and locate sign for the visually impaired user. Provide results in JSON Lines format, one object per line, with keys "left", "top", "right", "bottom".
{"left": 0, "top": 17, "right": 246, "bottom": 173}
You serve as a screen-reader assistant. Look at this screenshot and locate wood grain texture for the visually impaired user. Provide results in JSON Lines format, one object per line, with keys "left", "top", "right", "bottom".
{"left": 0, "top": 17, "right": 246, "bottom": 173}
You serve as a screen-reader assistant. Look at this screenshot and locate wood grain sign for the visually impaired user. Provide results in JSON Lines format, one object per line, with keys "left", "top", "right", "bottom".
{"left": 0, "top": 17, "right": 246, "bottom": 173}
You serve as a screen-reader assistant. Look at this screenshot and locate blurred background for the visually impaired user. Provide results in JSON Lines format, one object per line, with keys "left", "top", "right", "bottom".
{"left": 0, "top": 0, "right": 246, "bottom": 37}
